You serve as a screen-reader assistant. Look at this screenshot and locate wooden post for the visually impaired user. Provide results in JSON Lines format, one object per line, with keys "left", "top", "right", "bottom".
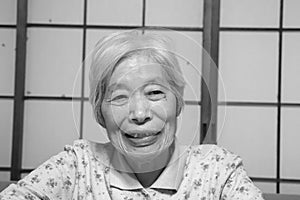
{"left": 11, "top": 0, "right": 28, "bottom": 180}
{"left": 200, "top": 0, "right": 220, "bottom": 144}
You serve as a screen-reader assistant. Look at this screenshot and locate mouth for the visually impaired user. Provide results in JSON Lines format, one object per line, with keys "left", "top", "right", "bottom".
{"left": 122, "top": 131, "right": 162, "bottom": 147}
{"left": 123, "top": 131, "right": 160, "bottom": 138}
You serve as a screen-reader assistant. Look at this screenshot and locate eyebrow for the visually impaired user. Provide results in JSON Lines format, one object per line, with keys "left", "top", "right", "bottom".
{"left": 107, "top": 83, "right": 129, "bottom": 93}
{"left": 107, "top": 77, "right": 168, "bottom": 92}
{"left": 144, "top": 77, "right": 168, "bottom": 85}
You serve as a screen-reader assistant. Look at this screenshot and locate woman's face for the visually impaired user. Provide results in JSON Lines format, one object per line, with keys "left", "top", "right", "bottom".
{"left": 101, "top": 56, "right": 178, "bottom": 159}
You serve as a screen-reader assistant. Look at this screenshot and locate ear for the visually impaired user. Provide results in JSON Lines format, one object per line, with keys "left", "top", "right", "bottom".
{"left": 176, "top": 102, "right": 182, "bottom": 117}
{"left": 98, "top": 117, "right": 106, "bottom": 128}
{"left": 97, "top": 108, "right": 106, "bottom": 128}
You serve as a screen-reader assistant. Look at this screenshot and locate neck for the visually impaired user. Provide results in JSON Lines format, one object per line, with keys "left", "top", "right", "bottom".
{"left": 126, "top": 143, "right": 175, "bottom": 187}
{"left": 135, "top": 167, "right": 165, "bottom": 188}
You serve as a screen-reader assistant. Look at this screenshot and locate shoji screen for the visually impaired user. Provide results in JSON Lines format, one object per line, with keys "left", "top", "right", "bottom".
{"left": 217, "top": 0, "right": 300, "bottom": 195}
{"left": 0, "top": 0, "right": 17, "bottom": 181}
{"left": 22, "top": 0, "right": 83, "bottom": 171}
{"left": 281, "top": 0, "right": 300, "bottom": 194}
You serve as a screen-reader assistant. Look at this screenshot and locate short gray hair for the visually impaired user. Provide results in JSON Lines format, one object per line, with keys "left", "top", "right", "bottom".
{"left": 89, "top": 30, "right": 186, "bottom": 127}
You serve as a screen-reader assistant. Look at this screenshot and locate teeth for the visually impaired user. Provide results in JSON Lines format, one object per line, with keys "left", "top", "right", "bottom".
{"left": 124, "top": 131, "right": 160, "bottom": 139}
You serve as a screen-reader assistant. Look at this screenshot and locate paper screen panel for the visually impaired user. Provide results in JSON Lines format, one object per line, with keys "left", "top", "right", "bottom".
{"left": 218, "top": 32, "right": 278, "bottom": 102}
{"left": 281, "top": 107, "right": 300, "bottom": 179}
{"left": 253, "top": 182, "right": 276, "bottom": 194}
{"left": 0, "top": 29, "right": 15, "bottom": 95}
{"left": 217, "top": 106, "right": 277, "bottom": 178}
{"left": 0, "top": 100, "right": 13, "bottom": 167}
{"left": 280, "top": 183, "right": 300, "bottom": 195}
{"left": 282, "top": 33, "right": 300, "bottom": 103}
{"left": 220, "top": 0, "right": 280, "bottom": 27}
{"left": 283, "top": 0, "right": 300, "bottom": 28}
{"left": 25, "top": 28, "right": 82, "bottom": 97}
{"left": 28, "top": 0, "right": 83, "bottom": 24}
{"left": 0, "top": 172, "right": 10, "bottom": 182}
{"left": 22, "top": 101, "right": 80, "bottom": 168}
{"left": 146, "top": 0, "right": 203, "bottom": 27}
{"left": 0, "top": 0, "right": 17, "bottom": 24}
{"left": 87, "top": 0, "right": 142, "bottom": 25}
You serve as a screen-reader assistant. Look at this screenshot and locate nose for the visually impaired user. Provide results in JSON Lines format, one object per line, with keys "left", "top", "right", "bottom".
{"left": 129, "top": 95, "right": 152, "bottom": 125}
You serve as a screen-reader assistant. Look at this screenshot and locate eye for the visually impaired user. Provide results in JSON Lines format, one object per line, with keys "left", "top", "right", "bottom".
{"left": 107, "top": 94, "right": 129, "bottom": 105}
{"left": 146, "top": 90, "right": 166, "bottom": 101}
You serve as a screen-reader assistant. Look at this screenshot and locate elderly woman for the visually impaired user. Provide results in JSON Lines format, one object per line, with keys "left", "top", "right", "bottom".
{"left": 0, "top": 31, "right": 264, "bottom": 200}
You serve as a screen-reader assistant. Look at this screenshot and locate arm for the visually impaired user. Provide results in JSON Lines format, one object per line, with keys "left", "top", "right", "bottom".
{"left": 0, "top": 146, "right": 77, "bottom": 200}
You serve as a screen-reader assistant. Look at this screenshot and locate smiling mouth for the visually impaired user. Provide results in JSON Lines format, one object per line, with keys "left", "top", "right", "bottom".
{"left": 122, "top": 131, "right": 161, "bottom": 147}
{"left": 124, "top": 131, "right": 161, "bottom": 138}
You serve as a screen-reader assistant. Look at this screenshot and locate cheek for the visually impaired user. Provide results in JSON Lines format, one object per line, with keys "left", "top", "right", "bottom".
{"left": 151, "top": 99, "right": 177, "bottom": 122}
{"left": 102, "top": 105, "right": 127, "bottom": 131}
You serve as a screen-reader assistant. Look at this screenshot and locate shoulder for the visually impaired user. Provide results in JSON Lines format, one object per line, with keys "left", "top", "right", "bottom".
{"left": 188, "top": 144, "right": 243, "bottom": 170}
{"left": 64, "top": 139, "right": 110, "bottom": 153}
{"left": 64, "top": 139, "right": 113, "bottom": 160}
{"left": 45, "top": 139, "right": 113, "bottom": 168}
{"left": 184, "top": 145, "right": 245, "bottom": 188}
{"left": 190, "top": 144, "right": 240, "bottom": 159}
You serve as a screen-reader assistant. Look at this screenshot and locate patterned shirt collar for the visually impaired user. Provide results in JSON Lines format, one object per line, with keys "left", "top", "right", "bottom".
{"left": 109, "top": 139, "right": 188, "bottom": 191}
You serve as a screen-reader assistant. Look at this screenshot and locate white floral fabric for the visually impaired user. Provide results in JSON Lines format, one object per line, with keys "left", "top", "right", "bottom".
{"left": 0, "top": 139, "right": 264, "bottom": 200}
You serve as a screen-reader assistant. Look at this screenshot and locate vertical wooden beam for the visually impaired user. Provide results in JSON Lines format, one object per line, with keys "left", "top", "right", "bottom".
{"left": 276, "top": 0, "right": 284, "bottom": 193}
{"left": 11, "top": 0, "right": 28, "bottom": 180}
{"left": 79, "top": 0, "right": 88, "bottom": 139}
{"left": 200, "top": 0, "right": 220, "bottom": 144}
{"left": 142, "top": 0, "right": 146, "bottom": 27}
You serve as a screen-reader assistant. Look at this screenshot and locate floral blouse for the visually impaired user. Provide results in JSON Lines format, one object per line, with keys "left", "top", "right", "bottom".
{"left": 0, "top": 139, "right": 264, "bottom": 200}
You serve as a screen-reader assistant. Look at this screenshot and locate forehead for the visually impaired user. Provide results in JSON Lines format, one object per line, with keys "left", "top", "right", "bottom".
{"left": 109, "top": 56, "right": 168, "bottom": 87}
